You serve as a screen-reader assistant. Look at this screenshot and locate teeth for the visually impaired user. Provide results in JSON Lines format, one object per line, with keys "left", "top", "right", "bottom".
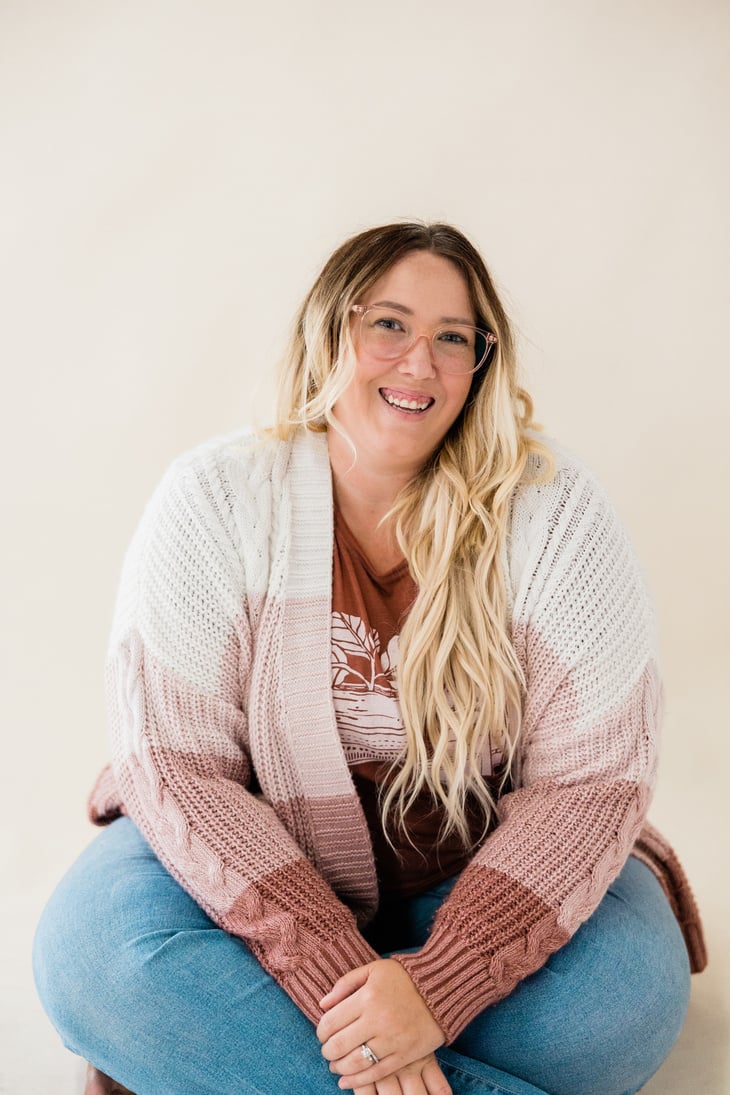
{"left": 384, "top": 393, "right": 431, "bottom": 411}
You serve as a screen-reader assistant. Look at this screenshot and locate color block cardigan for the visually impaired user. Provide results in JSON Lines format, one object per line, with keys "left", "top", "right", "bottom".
{"left": 89, "top": 427, "right": 706, "bottom": 1044}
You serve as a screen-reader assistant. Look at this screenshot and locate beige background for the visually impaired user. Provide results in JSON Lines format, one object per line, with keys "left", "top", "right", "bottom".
{"left": 1, "top": 1, "right": 728, "bottom": 1091}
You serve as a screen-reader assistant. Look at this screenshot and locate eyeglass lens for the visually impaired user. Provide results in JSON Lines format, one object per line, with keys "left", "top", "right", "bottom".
{"left": 359, "top": 307, "right": 493, "bottom": 373}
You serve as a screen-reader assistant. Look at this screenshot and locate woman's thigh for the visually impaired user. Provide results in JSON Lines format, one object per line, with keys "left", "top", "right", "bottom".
{"left": 447, "top": 857, "right": 691, "bottom": 1095}
{"left": 33, "top": 817, "right": 336, "bottom": 1095}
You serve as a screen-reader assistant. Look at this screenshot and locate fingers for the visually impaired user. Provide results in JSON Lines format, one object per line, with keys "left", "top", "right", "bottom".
{"left": 319, "top": 1016, "right": 374, "bottom": 1066}
{"left": 338, "top": 1067, "right": 393, "bottom": 1090}
{"left": 329, "top": 1041, "right": 392, "bottom": 1086}
{"left": 394, "top": 1077, "right": 422, "bottom": 1095}
{"left": 421, "top": 1057, "right": 452, "bottom": 1095}
{"left": 320, "top": 965, "right": 372, "bottom": 1011}
{"left": 318, "top": 958, "right": 446, "bottom": 1087}
{"left": 377, "top": 1057, "right": 452, "bottom": 1095}
{"left": 374, "top": 1077, "right": 403, "bottom": 1095}
{"left": 352, "top": 1081, "right": 403, "bottom": 1095}
{"left": 317, "top": 993, "right": 365, "bottom": 1047}
{"left": 341, "top": 1055, "right": 451, "bottom": 1095}
{"left": 398, "top": 1072, "right": 428, "bottom": 1095}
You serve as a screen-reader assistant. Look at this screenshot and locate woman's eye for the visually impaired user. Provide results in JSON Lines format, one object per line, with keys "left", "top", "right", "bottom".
{"left": 439, "top": 329, "right": 469, "bottom": 345}
{"left": 373, "top": 316, "right": 404, "bottom": 332}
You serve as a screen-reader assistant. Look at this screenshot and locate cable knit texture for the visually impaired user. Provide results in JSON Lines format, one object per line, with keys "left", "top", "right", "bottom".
{"left": 89, "top": 427, "right": 706, "bottom": 1043}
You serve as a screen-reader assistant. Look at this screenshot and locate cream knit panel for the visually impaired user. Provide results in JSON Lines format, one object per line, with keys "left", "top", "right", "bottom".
{"left": 109, "top": 438, "right": 253, "bottom": 693}
{"left": 510, "top": 453, "right": 660, "bottom": 787}
{"left": 106, "top": 435, "right": 373, "bottom": 1006}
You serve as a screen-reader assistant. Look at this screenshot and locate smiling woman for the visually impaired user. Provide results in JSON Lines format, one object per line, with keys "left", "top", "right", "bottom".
{"left": 332, "top": 254, "right": 477, "bottom": 481}
{"left": 33, "top": 222, "right": 706, "bottom": 1095}
{"left": 328, "top": 252, "right": 480, "bottom": 576}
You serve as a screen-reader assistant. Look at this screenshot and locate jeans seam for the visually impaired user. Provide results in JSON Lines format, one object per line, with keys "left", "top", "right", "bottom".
{"left": 438, "top": 1054, "right": 545, "bottom": 1095}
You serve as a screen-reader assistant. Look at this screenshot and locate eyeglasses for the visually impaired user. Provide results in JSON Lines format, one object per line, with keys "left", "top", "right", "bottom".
{"left": 351, "top": 304, "right": 497, "bottom": 375}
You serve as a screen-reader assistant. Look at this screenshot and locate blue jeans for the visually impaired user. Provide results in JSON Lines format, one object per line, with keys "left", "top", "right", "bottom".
{"left": 33, "top": 818, "right": 690, "bottom": 1095}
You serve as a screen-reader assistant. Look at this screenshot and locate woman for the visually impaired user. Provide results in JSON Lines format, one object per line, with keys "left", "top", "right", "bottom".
{"left": 34, "top": 222, "right": 706, "bottom": 1095}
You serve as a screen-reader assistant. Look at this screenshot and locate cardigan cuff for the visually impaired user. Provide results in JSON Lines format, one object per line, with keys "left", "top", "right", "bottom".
{"left": 281, "top": 928, "right": 380, "bottom": 1026}
{"left": 392, "top": 927, "right": 496, "bottom": 1044}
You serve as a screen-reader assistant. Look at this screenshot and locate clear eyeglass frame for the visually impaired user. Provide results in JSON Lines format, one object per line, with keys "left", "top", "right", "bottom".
{"left": 350, "top": 304, "right": 498, "bottom": 375}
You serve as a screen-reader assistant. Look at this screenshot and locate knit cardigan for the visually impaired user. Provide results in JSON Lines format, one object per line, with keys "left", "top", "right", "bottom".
{"left": 89, "top": 427, "right": 706, "bottom": 1044}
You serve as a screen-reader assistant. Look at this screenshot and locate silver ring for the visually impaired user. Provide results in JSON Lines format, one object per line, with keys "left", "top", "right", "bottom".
{"left": 360, "top": 1042, "right": 379, "bottom": 1065}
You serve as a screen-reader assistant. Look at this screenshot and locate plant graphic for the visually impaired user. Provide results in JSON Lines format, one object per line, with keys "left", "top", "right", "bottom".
{"left": 331, "top": 613, "right": 404, "bottom": 754}
{"left": 331, "top": 613, "right": 398, "bottom": 694}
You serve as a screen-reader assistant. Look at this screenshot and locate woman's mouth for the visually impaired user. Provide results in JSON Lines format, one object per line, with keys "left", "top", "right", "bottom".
{"left": 379, "top": 388, "right": 435, "bottom": 415}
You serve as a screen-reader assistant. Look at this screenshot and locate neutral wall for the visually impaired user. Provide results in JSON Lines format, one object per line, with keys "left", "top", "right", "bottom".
{"left": 1, "top": 1, "right": 728, "bottom": 1090}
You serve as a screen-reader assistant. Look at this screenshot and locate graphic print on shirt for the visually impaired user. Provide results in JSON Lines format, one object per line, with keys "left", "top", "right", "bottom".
{"left": 331, "top": 612, "right": 406, "bottom": 763}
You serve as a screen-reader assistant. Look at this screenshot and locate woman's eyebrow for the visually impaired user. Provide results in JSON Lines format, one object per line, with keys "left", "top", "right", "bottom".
{"left": 372, "top": 299, "right": 413, "bottom": 314}
{"left": 372, "top": 300, "right": 475, "bottom": 325}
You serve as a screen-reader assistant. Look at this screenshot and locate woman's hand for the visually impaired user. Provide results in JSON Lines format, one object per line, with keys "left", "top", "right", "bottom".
{"left": 316, "top": 959, "right": 446, "bottom": 1089}
{"left": 352, "top": 1053, "right": 452, "bottom": 1095}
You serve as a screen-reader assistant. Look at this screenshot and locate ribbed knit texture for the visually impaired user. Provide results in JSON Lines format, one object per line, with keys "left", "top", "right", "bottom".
{"left": 89, "top": 427, "right": 705, "bottom": 1042}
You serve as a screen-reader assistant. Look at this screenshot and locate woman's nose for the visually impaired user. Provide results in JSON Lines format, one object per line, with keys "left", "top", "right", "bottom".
{"left": 398, "top": 333, "right": 436, "bottom": 378}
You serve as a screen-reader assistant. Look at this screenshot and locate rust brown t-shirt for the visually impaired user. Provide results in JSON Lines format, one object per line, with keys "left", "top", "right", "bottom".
{"left": 332, "top": 506, "right": 494, "bottom": 899}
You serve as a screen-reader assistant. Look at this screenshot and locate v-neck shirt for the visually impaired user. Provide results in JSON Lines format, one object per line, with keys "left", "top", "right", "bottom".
{"left": 331, "top": 505, "right": 488, "bottom": 897}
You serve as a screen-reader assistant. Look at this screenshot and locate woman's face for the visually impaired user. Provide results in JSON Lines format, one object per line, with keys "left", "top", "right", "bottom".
{"left": 332, "top": 250, "right": 476, "bottom": 481}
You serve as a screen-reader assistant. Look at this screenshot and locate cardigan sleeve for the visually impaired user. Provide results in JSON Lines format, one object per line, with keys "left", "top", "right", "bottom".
{"left": 105, "top": 448, "right": 377, "bottom": 1025}
{"left": 393, "top": 458, "right": 662, "bottom": 1042}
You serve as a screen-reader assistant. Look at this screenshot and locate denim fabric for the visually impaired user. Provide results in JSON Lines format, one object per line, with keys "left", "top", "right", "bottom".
{"left": 33, "top": 818, "right": 689, "bottom": 1095}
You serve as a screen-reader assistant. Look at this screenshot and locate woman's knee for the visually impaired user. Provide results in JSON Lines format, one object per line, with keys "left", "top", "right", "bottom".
{"left": 537, "top": 930, "right": 690, "bottom": 1095}
{"left": 33, "top": 855, "right": 106, "bottom": 1055}
{"left": 454, "top": 857, "right": 691, "bottom": 1095}
{"left": 32, "top": 819, "right": 327, "bottom": 1093}
{"left": 535, "top": 859, "right": 689, "bottom": 1093}
{"left": 32, "top": 818, "right": 200, "bottom": 1053}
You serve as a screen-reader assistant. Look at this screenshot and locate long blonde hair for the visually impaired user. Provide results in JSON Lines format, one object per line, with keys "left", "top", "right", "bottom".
{"left": 274, "top": 222, "right": 554, "bottom": 846}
